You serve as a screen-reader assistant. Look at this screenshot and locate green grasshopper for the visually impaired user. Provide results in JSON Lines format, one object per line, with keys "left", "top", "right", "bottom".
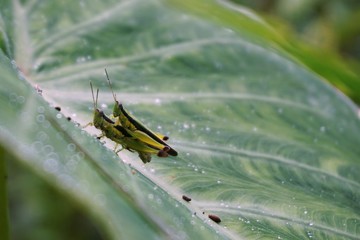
{"left": 89, "top": 82, "right": 170, "bottom": 163}
{"left": 104, "top": 69, "right": 178, "bottom": 157}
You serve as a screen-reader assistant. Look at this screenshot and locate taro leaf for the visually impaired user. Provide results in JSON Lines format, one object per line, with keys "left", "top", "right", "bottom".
{"left": 0, "top": 0, "right": 360, "bottom": 239}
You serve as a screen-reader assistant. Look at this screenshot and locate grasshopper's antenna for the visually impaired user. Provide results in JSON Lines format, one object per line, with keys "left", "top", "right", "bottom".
{"left": 90, "top": 81, "right": 99, "bottom": 109}
{"left": 104, "top": 69, "right": 117, "bottom": 103}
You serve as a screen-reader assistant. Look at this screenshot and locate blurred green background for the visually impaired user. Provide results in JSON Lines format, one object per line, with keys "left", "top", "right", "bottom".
{"left": 234, "top": 0, "right": 360, "bottom": 60}
{"left": 232, "top": 0, "right": 360, "bottom": 104}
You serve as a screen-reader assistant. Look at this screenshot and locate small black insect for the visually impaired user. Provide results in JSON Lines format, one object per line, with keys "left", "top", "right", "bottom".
{"left": 182, "top": 195, "right": 191, "bottom": 202}
{"left": 208, "top": 214, "right": 221, "bottom": 223}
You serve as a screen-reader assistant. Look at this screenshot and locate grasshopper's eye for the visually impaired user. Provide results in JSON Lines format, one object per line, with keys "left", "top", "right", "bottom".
{"left": 162, "top": 136, "right": 169, "bottom": 141}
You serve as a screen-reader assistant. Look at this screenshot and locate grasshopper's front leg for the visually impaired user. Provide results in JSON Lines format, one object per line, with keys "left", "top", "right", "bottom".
{"left": 97, "top": 132, "right": 105, "bottom": 140}
{"left": 82, "top": 122, "right": 93, "bottom": 128}
{"left": 114, "top": 143, "right": 124, "bottom": 153}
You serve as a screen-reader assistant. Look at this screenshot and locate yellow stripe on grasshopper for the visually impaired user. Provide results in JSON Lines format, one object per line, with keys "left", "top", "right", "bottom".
{"left": 131, "top": 130, "right": 166, "bottom": 150}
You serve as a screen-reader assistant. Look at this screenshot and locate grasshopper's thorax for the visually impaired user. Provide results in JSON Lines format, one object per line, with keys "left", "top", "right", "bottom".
{"left": 119, "top": 116, "right": 133, "bottom": 130}
{"left": 117, "top": 104, "right": 137, "bottom": 131}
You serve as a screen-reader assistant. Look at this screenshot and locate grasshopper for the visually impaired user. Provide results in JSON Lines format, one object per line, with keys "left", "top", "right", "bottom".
{"left": 104, "top": 69, "right": 178, "bottom": 157}
{"left": 89, "top": 82, "right": 169, "bottom": 163}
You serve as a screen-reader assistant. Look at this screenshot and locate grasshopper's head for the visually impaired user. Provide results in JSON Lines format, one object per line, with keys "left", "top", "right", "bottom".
{"left": 93, "top": 109, "right": 104, "bottom": 129}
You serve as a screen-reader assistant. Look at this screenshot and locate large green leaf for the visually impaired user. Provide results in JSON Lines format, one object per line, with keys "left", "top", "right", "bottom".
{"left": 1, "top": 0, "right": 360, "bottom": 239}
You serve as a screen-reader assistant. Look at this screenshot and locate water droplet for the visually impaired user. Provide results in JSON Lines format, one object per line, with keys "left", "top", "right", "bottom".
{"left": 156, "top": 198, "right": 162, "bottom": 205}
{"left": 42, "top": 120, "right": 50, "bottom": 129}
{"left": 67, "top": 143, "right": 76, "bottom": 152}
{"left": 47, "top": 152, "right": 59, "bottom": 161}
{"left": 42, "top": 144, "right": 54, "bottom": 154}
{"left": 183, "top": 123, "right": 189, "bottom": 129}
{"left": 56, "top": 113, "right": 62, "bottom": 119}
{"left": 76, "top": 56, "right": 87, "bottom": 63}
{"left": 37, "top": 106, "right": 45, "bottom": 113}
{"left": 76, "top": 151, "right": 85, "bottom": 160}
{"left": 309, "top": 222, "right": 313, "bottom": 226}
{"left": 320, "top": 126, "right": 326, "bottom": 132}
{"left": 66, "top": 159, "right": 78, "bottom": 171}
{"left": 43, "top": 158, "right": 59, "bottom": 173}
{"left": 36, "top": 131, "right": 48, "bottom": 141}
{"left": 217, "top": 180, "right": 221, "bottom": 184}
{"left": 36, "top": 114, "right": 45, "bottom": 123}
{"left": 101, "top": 103, "right": 108, "bottom": 109}
{"left": 31, "top": 141, "right": 42, "bottom": 153}
{"left": 304, "top": 211, "right": 308, "bottom": 214}
{"left": 148, "top": 194, "right": 154, "bottom": 200}
{"left": 17, "top": 96, "right": 25, "bottom": 104}
{"left": 9, "top": 93, "right": 17, "bottom": 104}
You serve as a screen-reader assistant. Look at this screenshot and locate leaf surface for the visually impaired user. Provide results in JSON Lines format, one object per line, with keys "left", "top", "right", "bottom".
{"left": 0, "top": 0, "right": 359, "bottom": 239}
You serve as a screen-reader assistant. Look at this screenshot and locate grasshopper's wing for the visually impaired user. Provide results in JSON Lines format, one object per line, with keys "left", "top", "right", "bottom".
{"left": 119, "top": 104, "right": 177, "bottom": 156}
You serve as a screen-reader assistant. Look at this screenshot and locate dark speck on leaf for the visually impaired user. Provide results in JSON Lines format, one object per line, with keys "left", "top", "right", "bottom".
{"left": 208, "top": 214, "right": 221, "bottom": 223}
{"left": 182, "top": 195, "right": 191, "bottom": 202}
